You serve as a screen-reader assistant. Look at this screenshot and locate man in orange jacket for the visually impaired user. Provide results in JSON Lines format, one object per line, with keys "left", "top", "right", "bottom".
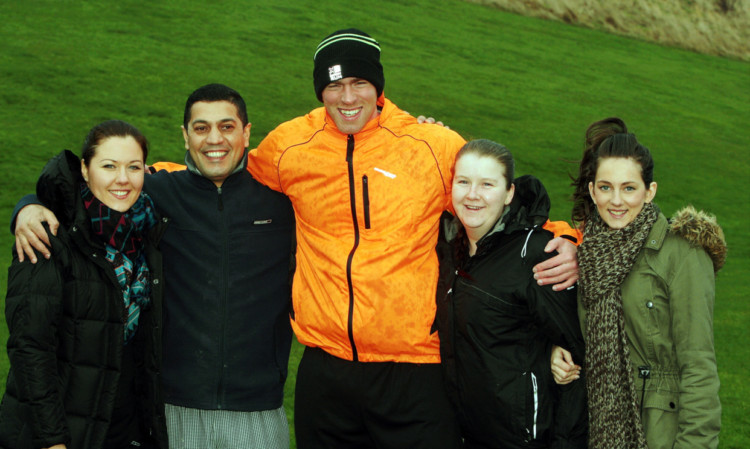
{"left": 248, "top": 28, "right": 579, "bottom": 449}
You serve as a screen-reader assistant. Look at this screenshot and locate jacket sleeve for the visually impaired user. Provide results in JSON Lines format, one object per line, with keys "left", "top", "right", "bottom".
{"left": 542, "top": 220, "right": 582, "bottom": 245}
{"left": 150, "top": 161, "right": 187, "bottom": 172}
{"left": 247, "top": 133, "right": 284, "bottom": 193}
{"left": 10, "top": 194, "right": 40, "bottom": 234}
{"left": 5, "top": 248, "right": 70, "bottom": 447}
{"left": 406, "top": 122, "right": 465, "bottom": 214}
{"left": 668, "top": 243, "right": 721, "bottom": 448}
{"left": 525, "top": 235, "right": 587, "bottom": 448}
{"left": 436, "top": 129, "right": 467, "bottom": 213}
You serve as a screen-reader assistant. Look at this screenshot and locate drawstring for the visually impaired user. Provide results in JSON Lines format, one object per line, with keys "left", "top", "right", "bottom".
{"left": 521, "top": 228, "right": 535, "bottom": 258}
{"left": 638, "top": 366, "right": 651, "bottom": 415}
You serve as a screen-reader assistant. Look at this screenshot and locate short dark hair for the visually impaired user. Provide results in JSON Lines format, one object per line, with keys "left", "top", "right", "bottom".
{"left": 455, "top": 139, "right": 515, "bottom": 189}
{"left": 183, "top": 83, "right": 248, "bottom": 128}
{"left": 81, "top": 120, "right": 148, "bottom": 166}
{"left": 571, "top": 117, "right": 655, "bottom": 225}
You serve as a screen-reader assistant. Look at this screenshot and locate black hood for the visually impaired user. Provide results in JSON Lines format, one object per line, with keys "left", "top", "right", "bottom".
{"left": 472, "top": 174, "right": 552, "bottom": 243}
{"left": 36, "top": 150, "right": 84, "bottom": 225}
{"left": 501, "top": 174, "right": 551, "bottom": 234}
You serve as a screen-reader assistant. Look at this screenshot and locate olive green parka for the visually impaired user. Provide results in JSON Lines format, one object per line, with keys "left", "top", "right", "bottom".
{"left": 579, "top": 206, "right": 726, "bottom": 449}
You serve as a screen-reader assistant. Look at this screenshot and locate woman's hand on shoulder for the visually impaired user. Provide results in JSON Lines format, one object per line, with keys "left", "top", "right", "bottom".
{"left": 551, "top": 345, "right": 580, "bottom": 385}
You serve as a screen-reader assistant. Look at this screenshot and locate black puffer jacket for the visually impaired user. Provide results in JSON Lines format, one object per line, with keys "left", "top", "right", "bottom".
{"left": 0, "top": 150, "right": 168, "bottom": 449}
{"left": 436, "top": 175, "right": 587, "bottom": 449}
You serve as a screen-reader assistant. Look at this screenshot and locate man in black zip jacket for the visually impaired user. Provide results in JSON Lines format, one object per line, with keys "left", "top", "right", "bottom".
{"left": 11, "top": 84, "right": 296, "bottom": 449}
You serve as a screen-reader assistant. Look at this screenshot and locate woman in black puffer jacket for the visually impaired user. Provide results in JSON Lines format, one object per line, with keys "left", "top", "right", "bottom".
{"left": 436, "top": 139, "right": 587, "bottom": 449}
{"left": 0, "top": 120, "right": 168, "bottom": 449}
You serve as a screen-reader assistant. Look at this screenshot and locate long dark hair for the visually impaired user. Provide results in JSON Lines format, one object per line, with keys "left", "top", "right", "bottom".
{"left": 571, "top": 117, "right": 654, "bottom": 225}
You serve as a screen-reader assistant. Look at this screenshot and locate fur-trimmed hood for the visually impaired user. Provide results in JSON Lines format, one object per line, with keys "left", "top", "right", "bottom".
{"left": 670, "top": 205, "right": 727, "bottom": 273}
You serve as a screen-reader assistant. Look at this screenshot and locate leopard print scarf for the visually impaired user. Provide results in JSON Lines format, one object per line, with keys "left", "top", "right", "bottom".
{"left": 579, "top": 202, "right": 658, "bottom": 448}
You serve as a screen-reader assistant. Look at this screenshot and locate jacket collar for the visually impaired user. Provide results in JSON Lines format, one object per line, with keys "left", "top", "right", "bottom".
{"left": 182, "top": 149, "right": 249, "bottom": 188}
{"left": 643, "top": 212, "right": 668, "bottom": 251}
{"left": 323, "top": 95, "right": 390, "bottom": 139}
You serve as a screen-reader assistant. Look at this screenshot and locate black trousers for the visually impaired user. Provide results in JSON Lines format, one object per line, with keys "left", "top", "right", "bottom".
{"left": 294, "top": 346, "right": 462, "bottom": 449}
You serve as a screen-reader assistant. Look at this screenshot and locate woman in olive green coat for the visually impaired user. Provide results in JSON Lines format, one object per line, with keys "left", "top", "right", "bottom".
{"left": 552, "top": 117, "right": 725, "bottom": 449}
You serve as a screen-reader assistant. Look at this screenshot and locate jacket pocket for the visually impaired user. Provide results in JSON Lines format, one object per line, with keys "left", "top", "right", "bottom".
{"left": 362, "top": 175, "right": 370, "bottom": 229}
{"left": 643, "top": 296, "right": 664, "bottom": 337}
{"left": 506, "top": 370, "right": 538, "bottom": 443}
{"left": 457, "top": 278, "right": 524, "bottom": 312}
{"left": 641, "top": 390, "right": 679, "bottom": 449}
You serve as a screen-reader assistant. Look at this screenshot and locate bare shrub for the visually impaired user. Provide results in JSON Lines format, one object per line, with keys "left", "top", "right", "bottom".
{"left": 465, "top": 0, "right": 749, "bottom": 60}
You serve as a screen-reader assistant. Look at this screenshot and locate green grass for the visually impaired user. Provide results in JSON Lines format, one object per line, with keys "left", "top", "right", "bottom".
{"left": 1, "top": 0, "right": 748, "bottom": 446}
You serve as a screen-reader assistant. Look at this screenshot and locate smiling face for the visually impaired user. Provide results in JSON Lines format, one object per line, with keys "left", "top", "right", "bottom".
{"left": 81, "top": 135, "right": 145, "bottom": 212}
{"left": 589, "top": 157, "right": 657, "bottom": 229}
{"left": 182, "top": 100, "right": 251, "bottom": 187}
{"left": 452, "top": 153, "right": 515, "bottom": 252}
{"left": 321, "top": 77, "right": 380, "bottom": 135}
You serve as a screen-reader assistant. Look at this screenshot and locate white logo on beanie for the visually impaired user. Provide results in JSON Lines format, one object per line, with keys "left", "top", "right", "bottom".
{"left": 328, "top": 64, "right": 343, "bottom": 82}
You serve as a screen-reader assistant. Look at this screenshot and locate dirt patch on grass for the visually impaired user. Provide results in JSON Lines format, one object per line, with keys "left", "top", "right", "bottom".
{"left": 466, "top": 0, "right": 749, "bottom": 61}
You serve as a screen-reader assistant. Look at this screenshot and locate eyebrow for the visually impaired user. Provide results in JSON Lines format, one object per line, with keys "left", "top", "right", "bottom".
{"left": 596, "top": 179, "right": 638, "bottom": 184}
{"left": 191, "top": 118, "right": 237, "bottom": 125}
{"left": 98, "top": 158, "right": 143, "bottom": 164}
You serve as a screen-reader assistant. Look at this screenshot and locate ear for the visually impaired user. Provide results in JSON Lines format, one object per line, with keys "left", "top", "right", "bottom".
{"left": 243, "top": 122, "right": 252, "bottom": 147}
{"left": 81, "top": 159, "right": 89, "bottom": 183}
{"left": 181, "top": 126, "right": 190, "bottom": 151}
{"left": 645, "top": 182, "right": 657, "bottom": 203}
{"left": 504, "top": 182, "right": 515, "bottom": 206}
{"left": 588, "top": 181, "right": 595, "bottom": 199}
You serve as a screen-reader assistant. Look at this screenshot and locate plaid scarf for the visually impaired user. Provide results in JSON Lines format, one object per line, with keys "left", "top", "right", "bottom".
{"left": 81, "top": 184, "right": 157, "bottom": 343}
{"left": 578, "top": 202, "right": 658, "bottom": 449}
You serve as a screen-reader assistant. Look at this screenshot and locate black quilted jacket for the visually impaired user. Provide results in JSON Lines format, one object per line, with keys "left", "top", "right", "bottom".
{"left": 0, "top": 150, "right": 168, "bottom": 449}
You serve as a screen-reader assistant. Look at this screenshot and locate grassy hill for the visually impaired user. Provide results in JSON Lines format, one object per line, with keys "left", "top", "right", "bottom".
{"left": 1, "top": 0, "right": 747, "bottom": 446}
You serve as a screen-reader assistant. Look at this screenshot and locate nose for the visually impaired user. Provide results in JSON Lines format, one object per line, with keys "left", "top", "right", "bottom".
{"left": 467, "top": 184, "right": 480, "bottom": 199}
{"left": 207, "top": 126, "right": 223, "bottom": 144}
{"left": 116, "top": 167, "right": 129, "bottom": 184}
{"left": 341, "top": 84, "right": 356, "bottom": 103}
{"left": 611, "top": 189, "right": 623, "bottom": 205}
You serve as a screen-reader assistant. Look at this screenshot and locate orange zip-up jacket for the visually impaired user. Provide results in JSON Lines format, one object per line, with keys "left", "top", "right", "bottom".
{"left": 248, "top": 97, "right": 460, "bottom": 363}
{"left": 248, "top": 96, "right": 578, "bottom": 363}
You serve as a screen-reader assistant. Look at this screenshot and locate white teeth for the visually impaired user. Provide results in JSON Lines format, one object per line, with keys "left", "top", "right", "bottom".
{"left": 206, "top": 151, "right": 226, "bottom": 158}
{"left": 111, "top": 191, "right": 128, "bottom": 196}
{"left": 341, "top": 109, "right": 359, "bottom": 117}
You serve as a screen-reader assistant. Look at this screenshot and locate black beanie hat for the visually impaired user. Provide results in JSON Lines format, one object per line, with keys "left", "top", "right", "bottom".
{"left": 313, "top": 28, "right": 385, "bottom": 102}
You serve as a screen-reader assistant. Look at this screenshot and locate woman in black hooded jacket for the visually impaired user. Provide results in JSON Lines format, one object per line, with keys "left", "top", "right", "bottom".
{"left": 0, "top": 121, "right": 168, "bottom": 449}
{"left": 436, "top": 139, "right": 587, "bottom": 448}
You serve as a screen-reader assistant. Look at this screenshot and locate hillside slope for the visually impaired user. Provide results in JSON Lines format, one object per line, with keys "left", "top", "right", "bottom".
{"left": 468, "top": 0, "right": 749, "bottom": 60}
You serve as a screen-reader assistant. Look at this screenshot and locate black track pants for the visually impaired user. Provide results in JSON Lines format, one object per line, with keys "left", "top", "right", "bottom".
{"left": 294, "top": 346, "right": 462, "bottom": 449}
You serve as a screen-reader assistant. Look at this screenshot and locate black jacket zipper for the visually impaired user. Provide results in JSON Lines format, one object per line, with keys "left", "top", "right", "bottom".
{"left": 345, "top": 134, "right": 360, "bottom": 361}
